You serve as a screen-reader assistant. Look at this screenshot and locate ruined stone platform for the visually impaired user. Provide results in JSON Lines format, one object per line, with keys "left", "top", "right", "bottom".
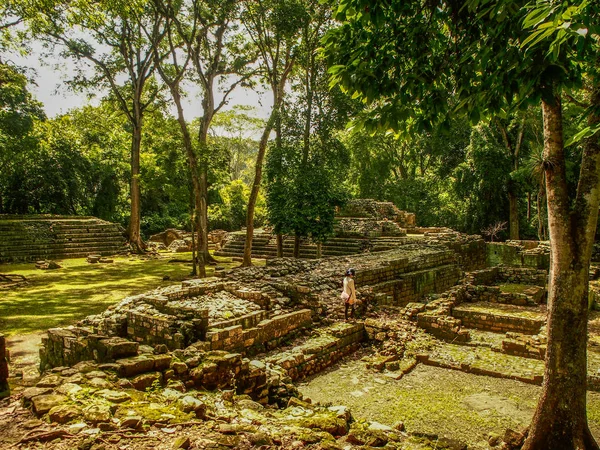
{"left": 0, "top": 215, "right": 127, "bottom": 262}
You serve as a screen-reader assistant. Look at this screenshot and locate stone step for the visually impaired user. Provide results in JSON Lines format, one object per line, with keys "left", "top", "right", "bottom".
{"left": 0, "top": 235, "right": 125, "bottom": 247}
{"left": 1, "top": 241, "right": 125, "bottom": 251}
{"left": 0, "top": 246, "right": 126, "bottom": 261}
{"left": 452, "top": 302, "right": 546, "bottom": 335}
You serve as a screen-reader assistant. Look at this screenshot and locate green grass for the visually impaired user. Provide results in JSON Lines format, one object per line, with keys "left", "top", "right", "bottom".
{"left": 498, "top": 283, "right": 534, "bottom": 294}
{"left": 0, "top": 253, "right": 255, "bottom": 336}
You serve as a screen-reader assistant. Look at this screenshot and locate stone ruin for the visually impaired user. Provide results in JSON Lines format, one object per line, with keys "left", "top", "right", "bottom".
{"left": 0, "top": 215, "right": 126, "bottom": 263}
{"left": 4, "top": 206, "right": 581, "bottom": 449}
{"left": 149, "top": 228, "right": 228, "bottom": 253}
{"left": 215, "top": 198, "right": 484, "bottom": 261}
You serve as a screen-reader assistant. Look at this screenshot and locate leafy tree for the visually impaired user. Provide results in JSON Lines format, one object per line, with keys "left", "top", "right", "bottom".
{"left": 33, "top": 0, "right": 167, "bottom": 252}
{"left": 0, "top": 63, "right": 45, "bottom": 212}
{"left": 211, "top": 106, "right": 263, "bottom": 184}
{"left": 241, "top": 0, "right": 308, "bottom": 266}
{"left": 324, "top": 0, "right": 600, "bottom": 447}
{"left": 150, "top": 0, "right": 255, "bottom": 273}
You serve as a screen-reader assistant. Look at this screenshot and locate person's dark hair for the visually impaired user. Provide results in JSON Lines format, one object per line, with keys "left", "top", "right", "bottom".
{"left": 345, "top": 268, "right": 356, "bottom": 276}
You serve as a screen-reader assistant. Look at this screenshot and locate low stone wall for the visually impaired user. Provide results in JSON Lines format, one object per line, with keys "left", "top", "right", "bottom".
{"left": 466, "top": 267, "right": 547, "bottom": 287}
{"left": 498, "top": 267, "right": 547, "bottom": 286}
{"left": 40, "top": 329, "right": 139, "bottom": 370}
{"left": 0, "top": 334, "right": 9, "bottom": 398}
{"left": 452, "top": 306, "right": 545, "bottom": 334}
{"left": 487, "top": 242, "right": 550, "bottom": 269}
{"left": 266, "top": 322, "right": 365, "bottom": 381}
{"left": 210, "top": 310, "right": 269, "bottom": 330}
{"left": 500, "top": 333, "right": 547, "bottom": 360}
{"left": 357, "top": 251, "right": 462, "bottom": 307}
{"left": 206, "top": 309, "right": 312, "bottom": 353}
{"left": 441, "top": 238, "right": 487, "bottom": 272}
{"left": 126, "top": 310, "right": 208, "bottom": 350}
{"left": 465, "top": 285, "right": 544, "bottom": 307}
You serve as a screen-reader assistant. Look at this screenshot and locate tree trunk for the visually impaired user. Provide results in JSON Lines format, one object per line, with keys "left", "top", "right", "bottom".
{"left": 242, "top": 110, "right": 277, "bottom": 266}
{"left": 190, "top": 189, "right": 197, "bottom": 276}
{"left": 276, "top": 234, "right": 283, "bottom": 258}
{"left": 171, "top": 87, "right": 206, "bottom": 277}
{"left": 316, "top": 241, "right": 322, "bottom": 259}
{"left": 293, "top": 235, "right": 300, "bottom": 258}
{"left": 522, "top": 95, "right": 600, "bottom": 450}
{"left": 127, "top": 122, "right": 145, "bottom": 253}
{"left": 508, "top": 190, "right": 519, "bottom": 240}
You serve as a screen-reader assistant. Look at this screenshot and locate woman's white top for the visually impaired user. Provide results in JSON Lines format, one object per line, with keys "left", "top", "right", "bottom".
{"left": 343, "top": 276, "right": 357, "bottom": 304}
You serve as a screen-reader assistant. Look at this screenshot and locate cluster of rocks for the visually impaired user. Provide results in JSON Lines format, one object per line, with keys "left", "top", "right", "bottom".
{"left": 337, "top": 199, "right": 416, "bottom": 228}
{"left": 34, "top": 260, "right": 61, "bottom": 270}
{"left": 335, "top": 217, "right": 407, "bottom": 238}
{"left": 86, "top": 254, "right": 113, "bottom": 264}
{"left": 149, "top": 228, "right": 228, "bottom": 252}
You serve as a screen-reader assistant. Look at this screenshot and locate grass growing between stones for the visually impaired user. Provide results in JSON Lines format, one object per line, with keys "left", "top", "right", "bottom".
{"left": 0, "top": 253, "right": 256, "bottom": 336}
{"left": 299, "top": 357, "right": 600, "bottom": 449}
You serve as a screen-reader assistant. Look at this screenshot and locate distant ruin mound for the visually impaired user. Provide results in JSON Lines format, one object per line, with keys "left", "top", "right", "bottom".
{"left": 0, "top": 215, "right": 127, "bottom": 263}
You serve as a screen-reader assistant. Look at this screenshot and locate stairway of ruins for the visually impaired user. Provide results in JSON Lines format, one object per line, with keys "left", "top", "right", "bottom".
{"left": 214, "top": 199, "right": 419, "bottom": 260}
{"left": 214, "top": 231, "right": 365, "bottom": 259}
{"left": 0, "top": 215, "right": 127, "bottom": 263}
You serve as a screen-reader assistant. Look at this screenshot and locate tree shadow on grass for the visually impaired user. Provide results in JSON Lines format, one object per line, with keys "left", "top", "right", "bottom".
{"left": 0, "top": 257, "right": 206, "bottom": 336}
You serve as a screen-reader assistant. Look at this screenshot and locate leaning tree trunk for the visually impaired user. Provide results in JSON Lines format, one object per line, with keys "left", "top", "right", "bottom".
{"left": 522, "top": 94, "right": 600, "bottom": 450}
{"left": 242, "top": 110, "right": 277, "bottom": 267}
{"left": 128, "top": 122, "right": 145, "bottom": 253}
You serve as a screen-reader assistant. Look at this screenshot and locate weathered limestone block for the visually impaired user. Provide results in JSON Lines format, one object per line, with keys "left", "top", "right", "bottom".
{"left": 31, "top": 394, "right": 68, "bottom": 416}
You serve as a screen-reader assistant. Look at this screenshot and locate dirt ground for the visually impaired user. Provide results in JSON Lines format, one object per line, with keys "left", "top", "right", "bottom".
{"left": 298, "top": 349, "right": 600, "bottom": 450}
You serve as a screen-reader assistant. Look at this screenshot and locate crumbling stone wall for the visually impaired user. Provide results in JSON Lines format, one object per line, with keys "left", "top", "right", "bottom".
{"left": 265, "top": 322, "right": 364, "bottom": 381}
{"left": 0, "top": 334, "right": 9, "bottom": 398}
{"left": 206, "top": 309, "right": 312, "bottom": 353}
{"left": 337, "top": 199, "right": 416, "bottom": 228}
{"left": 487, "top": 242, "right": 550, "bottom": 269}
{"left": 452, "top": 305, "right": 545, "bottom": 334}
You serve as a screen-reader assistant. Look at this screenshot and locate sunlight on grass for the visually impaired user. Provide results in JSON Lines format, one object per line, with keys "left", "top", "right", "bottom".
{"left": 0, "top": 252, "right": 258, "bottom": 336}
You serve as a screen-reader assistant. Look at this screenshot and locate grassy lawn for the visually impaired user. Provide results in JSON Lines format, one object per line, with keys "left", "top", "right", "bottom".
{"left": 0, "top": 253, "right": 253, "bottom": 337}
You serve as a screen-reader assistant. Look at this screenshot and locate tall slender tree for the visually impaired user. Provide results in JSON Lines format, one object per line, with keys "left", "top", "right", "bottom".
{"left": 150, "top": 0, "right": 255, "bottom": 266}
{"left": 34, "top": 0, "right": 166, "bottom": 251}
{"left": 241, "top": 0, "right": 307, "bottom": 266}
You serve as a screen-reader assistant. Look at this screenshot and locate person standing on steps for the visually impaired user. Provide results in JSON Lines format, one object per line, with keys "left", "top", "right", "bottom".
{"left": 342, "top": 268, "right": 357, "bottom": 321}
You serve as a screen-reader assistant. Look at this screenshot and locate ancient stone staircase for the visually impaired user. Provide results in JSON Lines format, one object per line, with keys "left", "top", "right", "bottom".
{"left": 214, "top": 231, "right": 365, "bottom": 259}
{"left": 0, "top": 215, "right": 127, "bottom": 263}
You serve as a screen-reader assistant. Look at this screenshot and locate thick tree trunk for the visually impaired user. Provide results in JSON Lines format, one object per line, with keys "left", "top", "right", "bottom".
{"left": 276, "top": 234, "right": 283, "bottom": 258}
{"left": 128, "top": 123, "right": 145, "bottom": 253}
{"left": 522, "top": 95, "right": 600, "bottom": 450}
{"left": 243, "top": 110, "right": 277, "bottom": 266}
{"left": 293, "top": 235, "right": 300, "bottom": 258}
{"left": 508, "top": 191, "right": 519, "bottom": 240}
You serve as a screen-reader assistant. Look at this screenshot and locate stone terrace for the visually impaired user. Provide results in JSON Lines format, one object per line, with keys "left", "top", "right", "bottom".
{"left": 0, "top": 215, "right": 127, "bottom": 262}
